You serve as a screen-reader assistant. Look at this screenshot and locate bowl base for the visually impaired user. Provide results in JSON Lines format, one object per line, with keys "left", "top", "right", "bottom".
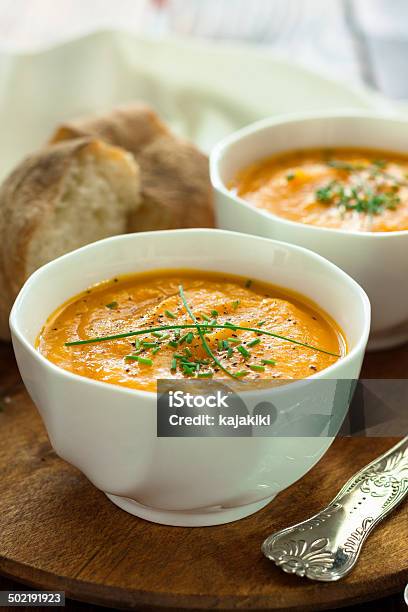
{"left": 105, "top": 493, "right": 276, "bottom": 527}
{"left": 368, "top": 324, "right": 408, "bottom": 351}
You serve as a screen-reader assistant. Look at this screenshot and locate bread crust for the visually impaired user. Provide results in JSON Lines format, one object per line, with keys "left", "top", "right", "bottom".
{"left": 50, "top": 104, "right": 214, "bottom": 230}
{"left": 0, "top": 138, "right": 138, "bottom": 340}
{"left": 51, "top": 103, "right": 170, "bottom": 157}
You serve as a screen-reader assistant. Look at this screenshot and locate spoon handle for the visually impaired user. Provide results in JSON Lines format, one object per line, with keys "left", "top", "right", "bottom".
{"left": 262, "top": 437, "right": 408, "bottom": 581}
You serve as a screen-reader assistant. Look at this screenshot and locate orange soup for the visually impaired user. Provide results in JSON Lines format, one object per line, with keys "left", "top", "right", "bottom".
{"left": 37, "top": 270, "right": 345, "bottom": 392}
{"left": 231, "top": 147, "right": 408, "bottom": 232}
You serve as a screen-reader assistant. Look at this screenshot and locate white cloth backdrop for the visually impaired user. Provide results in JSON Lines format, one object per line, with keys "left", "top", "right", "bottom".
{"left": 0, "top": 0, "right": 406, "bottom": 98}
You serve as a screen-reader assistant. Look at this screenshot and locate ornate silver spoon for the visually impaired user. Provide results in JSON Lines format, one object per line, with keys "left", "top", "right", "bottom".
{"left": 262, "top": 437, "right": 408, "bottom": 581}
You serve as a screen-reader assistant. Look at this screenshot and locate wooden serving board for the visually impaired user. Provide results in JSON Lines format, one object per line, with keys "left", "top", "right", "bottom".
{"left": 0, "top": 341, "right": 407, "bottom": 612}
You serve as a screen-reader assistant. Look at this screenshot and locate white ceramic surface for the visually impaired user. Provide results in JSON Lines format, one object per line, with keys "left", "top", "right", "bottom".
{"left": 211, "top": 111, "right": 408, "bottom": 349}
{"left": 10, "top": 230, "right": 370, "bottom": 526}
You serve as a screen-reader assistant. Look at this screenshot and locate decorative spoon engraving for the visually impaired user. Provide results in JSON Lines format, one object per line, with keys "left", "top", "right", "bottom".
{"left": 262, "top": 437, "right": 408, "bottom": 581}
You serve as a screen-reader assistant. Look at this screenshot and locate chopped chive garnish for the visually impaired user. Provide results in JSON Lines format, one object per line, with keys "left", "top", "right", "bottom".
{"left": 106, "top": 301, "right": 118, "bottom": 309}
{"left": 201, "top": 314, "right": 210, "bottom": 322}
{"left": 186, "top": 332, "right": 194, "bottom": 344}
{"left": 218, "top": 339, "right": 223, "bottom": 351}
{"left": 165, "top": 310, "right": 176, "bottom": 319}
{"left": 184, "top": 347, "right": 192, "bottom": 358}
{"left": 152, "top": 331, "right": 162, "bottom": 338}
{"left": 182, "top": 365, "right": 195, "bottom": 375}
{"left": 249, "top": 364, "right": 265, "bottom": 372}
{"left": 247, "top": 338, "right": 261, "bottom": 347}
{"left": 262, "top": 359, "right": 276, "bottom": 366}
{"left": 125, "top": 355, "right": 152, "bottom": 365}
{"left": 171, "top": 358, "right": 177, "bottom": 371}
{"left": 179, "top": 285, "right": 239, "bottom": 379}
{"left": 237, "top": 345, "right": 250, "bottom": 359}
{"left": 227, "top": 337, "right": 240, "bottom": 343}
{"left": 227, "top": 347, "right": 234, "bottom": 358}
{"left": 179, "top": 332, "right": 190, "bottom": 344}
{"left": 235, "top": 371, "right": 249, "bottom": 377}
{"left": 209, "top": 319, "right": 217, "bottom": 327}
{"left": 232, "top": 300, "right": 240, "bottom": 309}
{"left": 168, "top": 340, "right": 178, "bottom": 348}
{"left": 152, "top": 346, "right": 161, "bottom": 355}
{"left": 198, "top": 372, "right": 213, "bottom": 378}
{"left": 211, "top": 310, "right": 219, "bottom": 317}
{"left": 138, "top": 356, "right": 153, "bottom": 366}
{"left": 326, "top": 160, "right": 356, "bottom": 171}
{"left": 222, "top": 340, "right": 229, "bottom": 350}
{"left": 142, "top": 341, "right": 157, "bottom": 348}
{"left": 258, "top": 321, "right": 266, "bottom": 326}
{"left": 372, "top": 159, "right": 386, "bottom": 168}
{"left": 134, "top": 339, "right": 141, "bottom": 350}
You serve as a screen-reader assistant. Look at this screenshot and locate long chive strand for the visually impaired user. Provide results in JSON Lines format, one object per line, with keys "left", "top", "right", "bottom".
{"left": 65, "top": 321, "right": 339, "bottom": 358}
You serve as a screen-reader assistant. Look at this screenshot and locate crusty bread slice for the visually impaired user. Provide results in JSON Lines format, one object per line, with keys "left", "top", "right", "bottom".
{"left": 0, "top": 138, "right": 140, "bottom": 339}
{"left": 50, "top": 104, "right": 214, "bottom": 230}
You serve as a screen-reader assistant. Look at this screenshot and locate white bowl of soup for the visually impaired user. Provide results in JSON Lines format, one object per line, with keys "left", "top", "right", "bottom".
{"left": 211, "top": 111, "right": 408, "bottom": 350}
{"left": 10, "top": 229, "right": 370, "bottom": 526}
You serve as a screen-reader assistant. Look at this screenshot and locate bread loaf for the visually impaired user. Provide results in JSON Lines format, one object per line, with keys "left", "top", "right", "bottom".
{"left": 50, "top": 104, "right": 214, "bottom": 231}
{"left": 0, "top": 138, "right": 140, "bottom": 339}
{"left": 0, "top": 103, "right": 213, "bottom": 340}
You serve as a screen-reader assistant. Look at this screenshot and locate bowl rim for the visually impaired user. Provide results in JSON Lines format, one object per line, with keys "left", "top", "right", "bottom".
{"left": 9, "top": 228, "right": 371, "bottom": 400}
{"left": 210, "top": 109, "right": 408, "bottom": 239}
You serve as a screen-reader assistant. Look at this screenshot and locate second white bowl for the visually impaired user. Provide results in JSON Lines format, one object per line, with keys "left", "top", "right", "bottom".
{"left": 211, "top": 111, "right": 408, "bottom": 350}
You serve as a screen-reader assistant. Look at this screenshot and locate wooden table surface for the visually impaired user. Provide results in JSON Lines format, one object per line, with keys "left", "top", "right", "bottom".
{"left": 0, "top": 341, "right": 407, "bottom": 612}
